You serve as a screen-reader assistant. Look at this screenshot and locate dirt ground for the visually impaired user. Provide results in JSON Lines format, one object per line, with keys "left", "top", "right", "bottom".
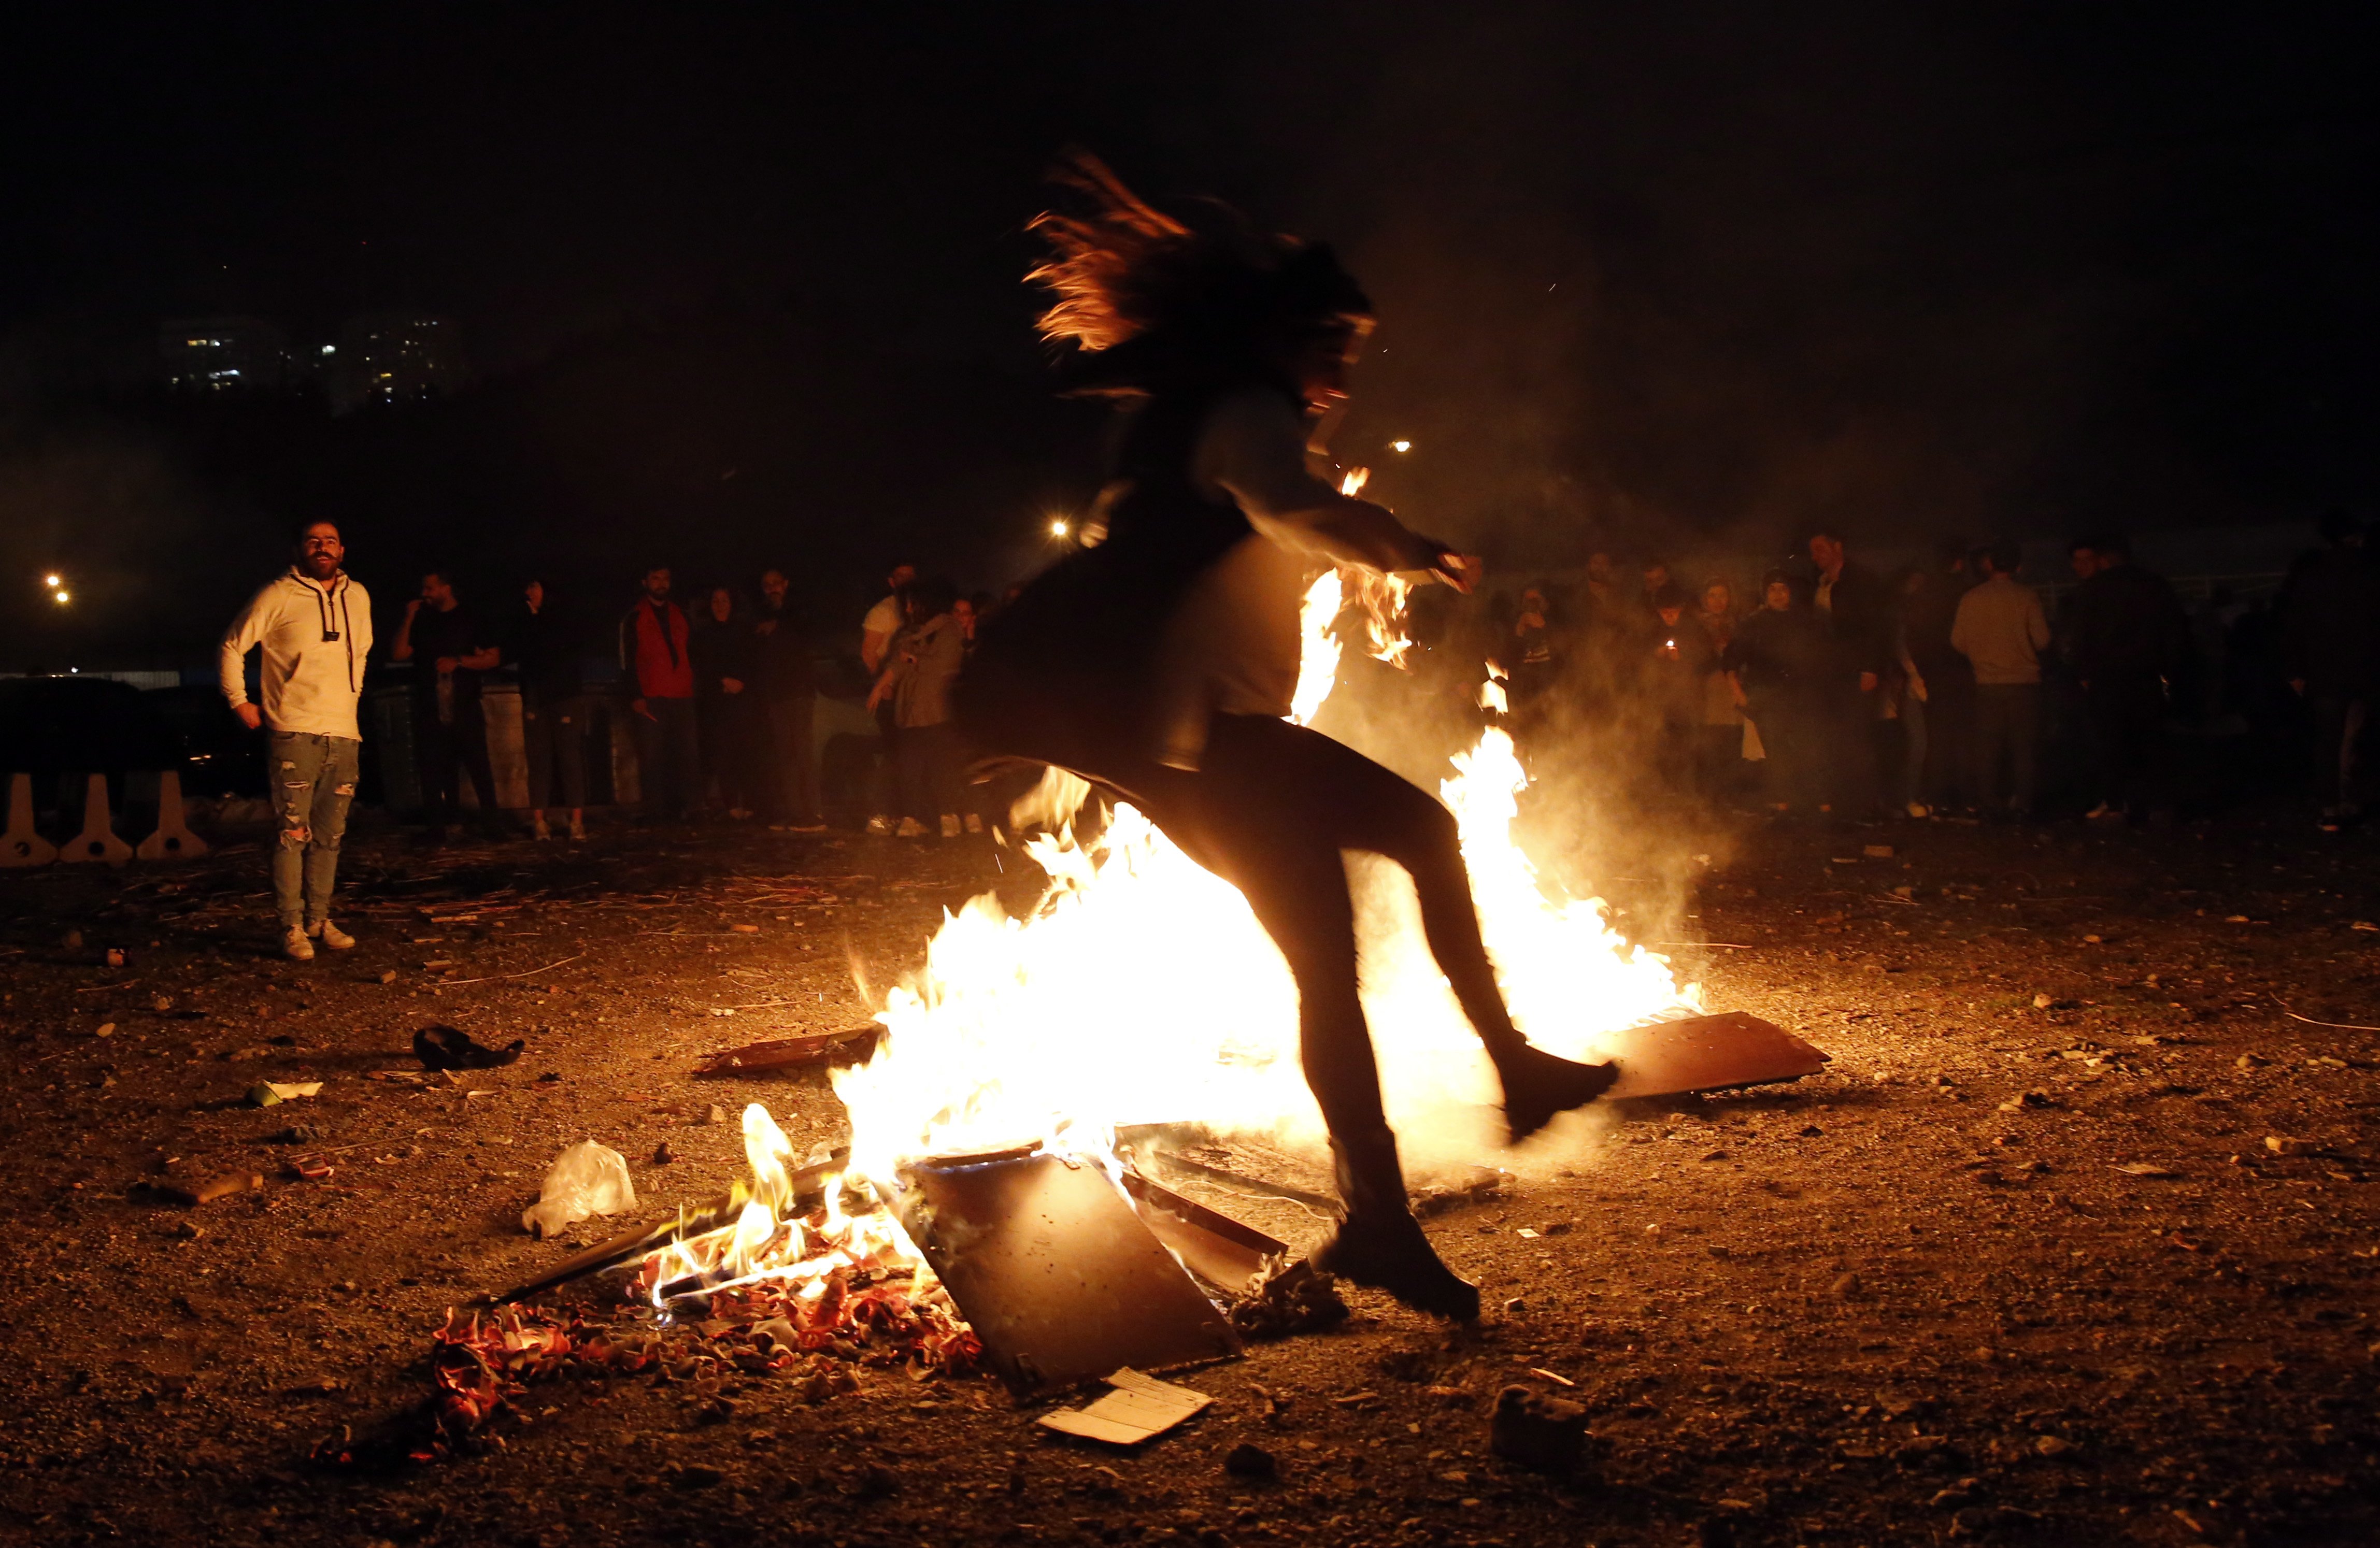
{"left": 2, "top": 801, "right": 2375, "bottom": 1548}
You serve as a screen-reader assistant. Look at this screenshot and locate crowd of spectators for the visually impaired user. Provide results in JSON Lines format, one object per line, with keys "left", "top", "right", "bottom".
{"left": 1483, "top": 515, "right": 2380, "bottom": 829}
{"left": 367, "top": 512, "right": 2377, "bottom": 844}
{"left": 379, "top": 556, "right": 1002, "bottom": 843}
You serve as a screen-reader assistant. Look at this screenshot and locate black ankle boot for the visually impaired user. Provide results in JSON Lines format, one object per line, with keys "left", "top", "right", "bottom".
{"left": 1309, "top": 1130, "right": 1479, "bottom": 1321}
{"left": 1499, "top": 1043, "right": 1620, "bottom": 1144}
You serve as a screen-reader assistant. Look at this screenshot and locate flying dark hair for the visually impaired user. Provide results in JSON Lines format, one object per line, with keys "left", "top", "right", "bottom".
{"left": 1028, "top": 151, "right": 1372, "bottom": 397}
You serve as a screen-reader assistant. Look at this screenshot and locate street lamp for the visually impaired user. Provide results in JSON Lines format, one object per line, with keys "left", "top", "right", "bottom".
{"left": 1390, "top": 440, "right": 1412, "bottom": 454}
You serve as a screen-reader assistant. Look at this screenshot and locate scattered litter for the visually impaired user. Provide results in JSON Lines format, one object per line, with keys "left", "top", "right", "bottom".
{"left": 705, "top": 1105, "right": 730, "bottom": 1125}
{"left": 416, "top": 1024, "right": 524, "bottom": 1071}
{"left": 1490, "top": 1384, "right": 1588, "bottom": 1472}
{"left": 1036, "top": 1368, "right": 1212, "bottom": 1445}
{"left": 1227, "top": 1261, "right": 1349, "bottom": 1340}
{"left": 2265, "top": 1136, "right": 2320, "bottom": 1157}
{"left": 93, "top": 1022, "right": 116, "bottom": 1038}
{"left": 2033, "top": 993, "right": 2054, "bottom": 1010}
{"left": 153, "top": 1171, "right": 263, "bottom": 1206}
{"left": 247, "top": 1081, "right": 322, "bottom": 1106}
{"left": 1222, "top": 1442, "right": 1278, "bottom": 1480}
{"left": 521, "top": 1141, "right": 637, "bottom": 1239}
{"left": 1862, "top": 844, "right": 1894, "bottom": 859}
{"left": 1527, "top": 1367, "right": 1575, "bottom": 1387}
{"left": 652, "top": 1141, "right": 676, "bottom": 1165}
{"left": 730, "top": 923, "right": 760, "bottom": 934}
{"left": 2111, "top": 1163, "right": 2178, "bottom": 1178}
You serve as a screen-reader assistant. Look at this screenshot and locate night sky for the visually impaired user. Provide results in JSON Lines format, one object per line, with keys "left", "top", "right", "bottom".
{"left": 2, "top": 4, "right": 2373, "bottom": 662}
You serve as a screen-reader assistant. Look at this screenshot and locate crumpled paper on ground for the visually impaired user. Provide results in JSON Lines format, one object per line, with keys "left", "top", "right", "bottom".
{"left": 521, "top": 1140, "right": 636, "bottom": 1238}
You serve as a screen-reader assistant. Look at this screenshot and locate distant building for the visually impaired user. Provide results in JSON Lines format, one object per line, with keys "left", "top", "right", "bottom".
{"left": 159, "top": 316, "right": 293, "bottom": 392}
{"left": 327, "top": 313, "right": 466, "bottom": 412}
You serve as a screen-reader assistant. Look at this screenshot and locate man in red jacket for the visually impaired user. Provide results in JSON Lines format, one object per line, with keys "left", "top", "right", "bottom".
{"left": 618, "top": 564, "right": 700, "bottom": 820}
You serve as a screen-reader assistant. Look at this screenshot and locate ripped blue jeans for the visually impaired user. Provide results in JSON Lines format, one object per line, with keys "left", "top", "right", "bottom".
{"left": 269, "top": 732, "right": 361, "bottom": 928}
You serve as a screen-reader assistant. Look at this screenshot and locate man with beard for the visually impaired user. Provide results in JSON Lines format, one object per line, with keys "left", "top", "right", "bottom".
{"left": 219, "top": 520, "right": 374, "bottom": 960}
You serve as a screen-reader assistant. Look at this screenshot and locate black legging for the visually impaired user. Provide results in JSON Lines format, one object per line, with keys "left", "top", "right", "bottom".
{"left": 1079, "top": 713, "right": 1526, "bottom": 1145}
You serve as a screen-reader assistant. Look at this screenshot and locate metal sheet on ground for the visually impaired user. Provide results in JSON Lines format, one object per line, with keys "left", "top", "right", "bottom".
{"left": 896, "top": 1152, "right": 1242, "bottom": 1398}
{"left": 1120, "top": 1170, "right": 1287, "bottom": 1292}
{"left": 1602, "top": 1011, "right": 1831, "bottom": 1098}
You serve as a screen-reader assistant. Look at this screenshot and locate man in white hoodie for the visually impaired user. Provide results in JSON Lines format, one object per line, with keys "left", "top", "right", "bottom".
{"left": 220, "top": 520, "right": 375, "bottom": 959}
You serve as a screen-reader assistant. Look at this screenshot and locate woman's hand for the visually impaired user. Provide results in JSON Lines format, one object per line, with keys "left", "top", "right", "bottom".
{"left": 1429, "top": 548, "right": 1483, "bottom": 593}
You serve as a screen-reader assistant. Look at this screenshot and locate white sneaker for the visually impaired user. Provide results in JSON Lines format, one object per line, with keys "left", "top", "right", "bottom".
{"left": 310, "top": 919, "right": 355, "bottom": 951}
{"left": 964, "top": 812, "right": 984, "bottom": 835}
{"left": 866, "top": 815, "right": 893, "bottom": 837}
{"left": 568, "top": 814, "right": 586, "bottom": 841}
{"left": 282, "top": 926, "right": 315, "bottom": 961}
{"left": 895, "top": 817, "right": 928, "bottom": 838}
{"left": 939, "top": 813, "right": 961, "bottom": 839}
{"left": 532, "top": 814, "right": 551, "bottom": 840}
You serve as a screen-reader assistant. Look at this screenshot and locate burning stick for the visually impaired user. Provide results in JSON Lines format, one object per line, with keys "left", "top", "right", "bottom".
{"left": 488, "top": 1147, "right": 847, "bottom": 1305}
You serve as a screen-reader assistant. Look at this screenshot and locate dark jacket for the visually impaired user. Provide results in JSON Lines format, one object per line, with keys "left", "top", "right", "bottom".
{"left": 1644, "top": 625, "right": 1713, "bottom": 724}
{"left": 2279, "top": 546, "right": 2380, "bottom": 695}
{"left": 509, "top": 605, "right": 582, "bottom": 703}
{"left": 1727, "top": 605, "right": 1827, "bottom": 718}
{"left": 1902, "top": 568, "right": 1976, "bottom": 681}
{"left": 2062, "top": 563, "right": 2191, "bottom": 684}
{"left": 752, "top": 598, "right": 815, "bottom": 700}
{"left": 1815, "top": 560, "right": 1895, "bottom": 682}
{"left": 690, "top": 615, "right": 757, "bottom": 703}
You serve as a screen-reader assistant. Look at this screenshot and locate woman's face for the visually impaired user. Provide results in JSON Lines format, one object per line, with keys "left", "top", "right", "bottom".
{"left": 1703, "top": 583, "right": 1729, "bottom": 615}
{"left": 953, "top": 599, "right": 976, "bottom": 633}
{"left": 1765, "top": 581, "right": 1792, "bottom": 612}
{"left": 708, "top": 589, "right": 732, "bottom": 622}
{"left": 1285, "top": 319, "right": 1369, "bottom": 410}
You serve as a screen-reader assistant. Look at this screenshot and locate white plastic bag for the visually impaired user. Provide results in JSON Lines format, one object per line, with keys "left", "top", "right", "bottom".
{"left": 521, "top": 1140, "right": 637, "bottom": 1238}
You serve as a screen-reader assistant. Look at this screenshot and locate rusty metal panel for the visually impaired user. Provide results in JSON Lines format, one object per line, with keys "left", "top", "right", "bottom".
{"left": 1602, "top": 1010, "right": 1831, "bottom": 1099}
{"left": 895, "top": 1151, "right": 1241, "bottom": 1398}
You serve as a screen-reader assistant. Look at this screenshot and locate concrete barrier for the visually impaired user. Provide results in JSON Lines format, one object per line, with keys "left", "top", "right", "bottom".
{"left": 2, "top": 772, "right": 58, "bottom": 867}
{"left": 61, "top": 772, "right": 133, "bottom": 866}
{"left": 136, "top": 770, "right": 208, "bottom": 861}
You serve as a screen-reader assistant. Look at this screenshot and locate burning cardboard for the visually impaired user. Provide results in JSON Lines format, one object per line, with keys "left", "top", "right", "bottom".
{"left": 895, "top": 1147, "right": 1241, "bottom": 1397}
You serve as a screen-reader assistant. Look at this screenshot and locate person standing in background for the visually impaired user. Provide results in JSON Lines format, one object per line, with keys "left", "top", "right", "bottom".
{"left": 756, "top": 567, "right": 825, "bottom": 832}
{"left": 2060, "top": 534, "right": 2191, "bottom": 819}
{"left": 511, "top": 578, "right": 587, "bottom": 841}
{"left": 692, "top": 584, "right": 761, "bottom": 819}
{"left": 1643, "top": 584, "right": 1710, "bottom": 795}
{"left": 1727, "top": 572, "right": 1827, "bottom": 817}
{"left": 2280, "top": 510, "right": 2380, "bottom": 831}
{"left": 1693, "top": 579, "right": 1746, "bottom": 800}
{"left": 1806, "top": 528, "right": 1894, "bottom": 820}
{"left": 1950, "top": 539, "right": 2052, "bottom": 819}
{"left": 221, "top": 520, "right": 375, "bottom": 959}
{"left": 861, "top": 560, "right": 917, "bottom": 836}
{"left": 619, "top": 564, "right": 701, "bottom": 821}
{"left": 1901, "top": 539, "right": 1978, "bottom": 816}
{"left": 870, "top": 578, "right": 971, "bottom": 837}
{"left": 392, "top": 568, "right": 501, "bottom": 837}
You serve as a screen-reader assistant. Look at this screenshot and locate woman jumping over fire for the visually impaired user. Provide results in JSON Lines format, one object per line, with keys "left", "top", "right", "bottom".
{"left": 958, "top": 156, "right": 1616, "bottom": 1319}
